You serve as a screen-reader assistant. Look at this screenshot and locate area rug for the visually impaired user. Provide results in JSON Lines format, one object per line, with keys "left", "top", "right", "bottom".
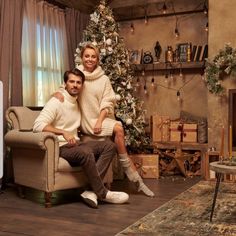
{"left": 116, "top": 181, "right": 236, "bottom": 236}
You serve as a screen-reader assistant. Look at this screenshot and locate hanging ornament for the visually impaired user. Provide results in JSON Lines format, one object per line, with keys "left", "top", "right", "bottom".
{"left": 106, "top": 38, "right": 112, "bottom": 45}
{"left": 100, "top": 48, "right": 106, "bottom": 56}
{"left": 126, "top": 118, "right": 132, "bottom": 125}
{"left": 107, "top": 46, "right": 113, "bottom": 54}
{"left": 115, "top": 94, "right": 121, "bottom": 101}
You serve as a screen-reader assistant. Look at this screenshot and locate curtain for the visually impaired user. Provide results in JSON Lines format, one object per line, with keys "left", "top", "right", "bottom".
{"left": 65, "top": 8, "right": 89, "bottom": 68}
{"left": 0, "top": 0, "right": 24, "bottom": 116}
{"left": 22, "top": 0, "right": 69, "bottom": 106}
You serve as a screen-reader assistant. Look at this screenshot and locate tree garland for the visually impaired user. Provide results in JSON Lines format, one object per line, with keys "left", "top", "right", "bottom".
{"left": 205, "top": 44, "right": 236, "bottom": 95}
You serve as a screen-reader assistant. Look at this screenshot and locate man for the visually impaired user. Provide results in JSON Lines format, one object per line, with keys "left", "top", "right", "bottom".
{"left": 33, "top": 68, "right": 129, "bottom": 208}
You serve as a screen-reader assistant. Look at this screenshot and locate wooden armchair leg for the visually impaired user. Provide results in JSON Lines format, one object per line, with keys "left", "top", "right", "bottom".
{"left": 44, "top": 192, "right": 52, "bottom": 208}
{"left": 17, "top": 184, "right": 25, "bottom": 199}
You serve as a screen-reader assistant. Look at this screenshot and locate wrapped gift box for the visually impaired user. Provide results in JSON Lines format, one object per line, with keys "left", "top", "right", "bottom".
{"left": 182, "top": 123, "right": 197, "bottom": 142}
{"left": 151, "top": 114, "right": 170, "bottom": 142}
{"left": 170, "top": 121, "right": 182, "bottom": 142}
{"left": 130, "top": 154, "right": 159, "bottom": 179}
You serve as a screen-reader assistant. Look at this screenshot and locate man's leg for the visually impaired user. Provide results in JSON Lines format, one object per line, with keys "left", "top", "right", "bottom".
{"left": 59, "top": 143, "right": 108, "bottom": 200}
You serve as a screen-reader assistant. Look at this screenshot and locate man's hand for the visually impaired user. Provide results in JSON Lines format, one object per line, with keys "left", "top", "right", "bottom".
{"left": 63, "top": 131, "right": 77, "bottom": 145}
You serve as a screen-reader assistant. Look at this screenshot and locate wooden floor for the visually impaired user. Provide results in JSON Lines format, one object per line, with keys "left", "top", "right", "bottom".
{"left": 0, "top": 176, "right": 201, "bottom": 236}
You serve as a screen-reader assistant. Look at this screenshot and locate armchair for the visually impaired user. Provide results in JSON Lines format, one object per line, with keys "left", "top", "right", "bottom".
{"left": 4, "top": 106, "right": 113, "bottom": 207}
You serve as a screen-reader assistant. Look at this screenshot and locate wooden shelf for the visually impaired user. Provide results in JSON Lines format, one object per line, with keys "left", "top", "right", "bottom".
{"left": 132, "top": 61, "right": 205, "bottom": 71}
{"left": 152, "top": 141, "right": 208, "bottom": 152}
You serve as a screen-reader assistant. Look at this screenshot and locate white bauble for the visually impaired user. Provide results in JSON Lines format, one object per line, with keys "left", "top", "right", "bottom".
{"left": 126, "top": 118, "right": 132, "bottom": 125}
{"left": 107, "top": 46, "right": 113, "bottom": 54}
{"left": 100, "top": 48, "right": 106, "bottom": 56}
{"left": 115, "top": 94, "right": 121, "bottom": 101}
{"left": 106, "top": 38, "right": 112, "bottom": 45}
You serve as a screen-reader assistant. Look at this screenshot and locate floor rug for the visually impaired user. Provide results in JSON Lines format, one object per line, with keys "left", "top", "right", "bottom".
{"left": 116, "top": 181, "right": 236, "bottom": 236}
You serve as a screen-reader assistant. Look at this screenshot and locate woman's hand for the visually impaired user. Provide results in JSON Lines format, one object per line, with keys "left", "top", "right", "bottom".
{"left": 63, "top": 131, "right": 76, "bottom": 145}
{"left": 54, "top": 92, "right": 64, "bottom": 102}
{"left": 93, "top": 121, "right": 102, "bottom": 134}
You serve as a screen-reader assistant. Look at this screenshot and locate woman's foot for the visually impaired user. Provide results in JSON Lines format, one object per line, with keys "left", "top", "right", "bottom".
{"left": 137, "top": 181, "right": 155, "bottom": 197}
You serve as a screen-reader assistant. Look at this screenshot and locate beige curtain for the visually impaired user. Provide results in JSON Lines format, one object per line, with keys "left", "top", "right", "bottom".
{"left": 22, "top": 0, "right": 69, "bottom": 106}
{"left": 65, "top": 8, "right": 89, "bottom": 68}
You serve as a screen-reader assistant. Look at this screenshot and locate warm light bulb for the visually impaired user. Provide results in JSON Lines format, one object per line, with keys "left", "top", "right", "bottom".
{"left": 145, "top": 15, "right": 148, "bottom": 25}
{"left": 205, "top": 22, "right": 208, "bottom": 32}
{"left": 151, "top": 77, "right": 155, "bottom": 86}
{"left": 175, "top": 28, "right": 179, "bottom": 38}
{"left": 165, "top": 73, "right": 168, "bottom": 83}
{"left": 203, "top": 3, "right": 208, "bottom": 15}
{"left": 136, "top": 77, "right": 140, "bottom": 87}
{"left": 142, "top": 70, "right": 145, "bottom": 76}
{"left": 162, "top": 2, "right": 167, "bottom": 14}
{"left": 130, "top": 23, "right": 134, "bottom": 33}
{"left": 144, "top": 85, "right": 147, "bottom": 94}
{"left": 177, "top": 91, "right": 180, "bottom": 101}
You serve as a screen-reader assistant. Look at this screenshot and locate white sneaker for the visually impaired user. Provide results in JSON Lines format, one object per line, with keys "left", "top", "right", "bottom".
{"left": 103, "top": 191, "right": 129, "bottom": 204}
{"left": 81, "top": 191, "right": 98, "bottom": 208}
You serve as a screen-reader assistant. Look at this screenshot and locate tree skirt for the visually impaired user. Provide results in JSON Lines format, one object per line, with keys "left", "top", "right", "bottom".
{"left": 116, "top": 181, "right": 236, "bottom": 236}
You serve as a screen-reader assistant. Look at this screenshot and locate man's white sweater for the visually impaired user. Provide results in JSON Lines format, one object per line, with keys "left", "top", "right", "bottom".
{"left": 33, "top": 90, "right": 81, "bottom": 146}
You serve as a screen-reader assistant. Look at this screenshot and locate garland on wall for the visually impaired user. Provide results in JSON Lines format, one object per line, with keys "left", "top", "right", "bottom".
{"left": 204, "top": 44, "right": 236, "bottom": 95}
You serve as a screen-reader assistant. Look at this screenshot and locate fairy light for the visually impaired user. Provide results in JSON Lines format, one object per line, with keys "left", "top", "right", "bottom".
{"left": 205, "top": 22, "right": 208, "bottom": 32}
{"left": 144, "top": 84, "right": 148, "bottom": 94}
{"left": 130, "top": 22, "right": 135, "bottom": 33}
{"left": 151, "top": 77, "right": 155, "bottom": 86}
{"left": 177, "top": 90, "right": 180, "bottom": 101}
{"left": 162, "top": 2, "right": 167, "bottom": 14}
{"left": 136, "top": 77, "right": 140, "bottom": 87}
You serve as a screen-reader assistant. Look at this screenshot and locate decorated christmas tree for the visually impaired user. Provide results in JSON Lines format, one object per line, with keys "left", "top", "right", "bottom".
{"left": 74, "top": 0, "right": 149, "bottom": 153}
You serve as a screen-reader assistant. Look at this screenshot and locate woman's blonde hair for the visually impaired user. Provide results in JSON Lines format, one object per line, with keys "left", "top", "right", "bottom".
{"left": 80, "top": 43, "right": 100, "bottom": 62}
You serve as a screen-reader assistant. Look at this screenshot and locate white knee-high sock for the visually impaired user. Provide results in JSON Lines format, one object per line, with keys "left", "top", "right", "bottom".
{"left": 119, "top": 153, "right": 155, "bottom": 197}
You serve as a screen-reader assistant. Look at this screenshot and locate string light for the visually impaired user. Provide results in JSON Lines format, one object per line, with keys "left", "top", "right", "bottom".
{"left": 136, "top": 77, "right": 140, "bottom": 87}
{"left": 162, "top": 2, "right": 167, "bottom": 14}
{"left": 144, "top": 84, "right": 148, "bottom": 94}
{"left": 205, "top": 22, "right": 208, "bottom": 32}
{"left": 144, "top": 8, "right": 148, "bottom": 25}
{"left": 177, "top": 90, "right": 180, "bottom": 101}
{"left": 203, "top": 2, "right": 208, "bottom": 15}
{"left": 151, "top": 77, "right": 155, "bottom": 86}
{"left": 174, "top": 17, "right": 179, "bottom": 38}
{"left": 130, "top": 22, "right": 135, "bottom": 33}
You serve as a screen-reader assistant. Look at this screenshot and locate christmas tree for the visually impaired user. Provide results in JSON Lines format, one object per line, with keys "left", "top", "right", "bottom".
{"left": 74, "top": 0, "right": 149, "bottom": 153}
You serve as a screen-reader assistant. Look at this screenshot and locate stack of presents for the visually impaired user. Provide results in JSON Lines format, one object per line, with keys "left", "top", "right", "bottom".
{"left": 150, "top": 112, "right": 208, "bottom": 144}
{"left": 118, "top": 112, "right": 207, "bottom": 180}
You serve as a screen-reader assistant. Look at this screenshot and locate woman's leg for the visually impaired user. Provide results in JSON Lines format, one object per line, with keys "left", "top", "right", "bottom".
{"left": 113, "top": 124, "right": 154, "bottom": 197}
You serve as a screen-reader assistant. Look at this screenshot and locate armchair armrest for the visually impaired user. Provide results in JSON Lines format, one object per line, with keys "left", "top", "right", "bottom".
{"left": 4, "top": 130, "right": 59, "bottom": 150}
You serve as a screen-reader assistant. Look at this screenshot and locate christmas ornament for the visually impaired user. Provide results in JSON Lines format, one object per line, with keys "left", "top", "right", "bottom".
{"left": 126, "top": 118, "right": 132, "bottom": 125}
{"left": 115, "top": 94, "right": 121, "bottom": 101}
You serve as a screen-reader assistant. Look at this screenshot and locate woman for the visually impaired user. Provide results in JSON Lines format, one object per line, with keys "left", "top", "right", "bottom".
{"left": 58, "top": 43, "right": 154, "bottom": 197}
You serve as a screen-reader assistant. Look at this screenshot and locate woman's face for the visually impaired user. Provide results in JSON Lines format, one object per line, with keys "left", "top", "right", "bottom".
{"left": 82, "top": 48, "right": 98, "bottom": 72}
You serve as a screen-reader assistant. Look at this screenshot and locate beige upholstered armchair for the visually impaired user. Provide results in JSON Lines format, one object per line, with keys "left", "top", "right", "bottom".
{"left": 4, "top": 106, "right": 113, "bottom": 207}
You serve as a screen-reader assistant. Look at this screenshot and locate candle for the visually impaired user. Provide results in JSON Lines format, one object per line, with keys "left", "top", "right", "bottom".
{"left": 103, "top": 36, "right": 106, "bottom": 42}
{"left": 115, "top": 36, "right": 118, "bottom": 44}
{"left": 220, "top": 126, "right": 224, "bottom": 159}
{"left": 229, "top": 125, "right": 232, "bottom": 160}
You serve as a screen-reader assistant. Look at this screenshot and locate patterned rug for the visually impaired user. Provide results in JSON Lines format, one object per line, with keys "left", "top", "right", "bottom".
{"left": 116, "top": 181, "right": 236, "bottom": 236}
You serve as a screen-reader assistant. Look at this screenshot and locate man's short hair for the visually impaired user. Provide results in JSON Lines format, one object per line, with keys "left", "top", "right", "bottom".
{"left": 63, "top": 68, "right": 85, "bottom": 84}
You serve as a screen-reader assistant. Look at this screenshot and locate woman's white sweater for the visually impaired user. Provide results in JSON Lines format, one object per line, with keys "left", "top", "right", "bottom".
{"left": 77, "top": 64, "right": 120, "bottom": 137}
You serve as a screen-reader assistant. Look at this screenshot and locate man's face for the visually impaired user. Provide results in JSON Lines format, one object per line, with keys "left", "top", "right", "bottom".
{"left": 65, "top": 74, "right": 83, "bottom": 97}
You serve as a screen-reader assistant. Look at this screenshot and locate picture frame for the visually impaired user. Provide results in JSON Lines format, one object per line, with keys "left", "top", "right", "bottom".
{"left": 129, "top": 50, "right": 141, "bottom": 64}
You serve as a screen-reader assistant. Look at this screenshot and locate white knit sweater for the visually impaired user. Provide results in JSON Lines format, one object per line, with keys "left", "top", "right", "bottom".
{"left": 33, "top": 90, "right": 81, "bottom": 146}
{"left": 77, "top": 65, "right": 121, "bottom": 137}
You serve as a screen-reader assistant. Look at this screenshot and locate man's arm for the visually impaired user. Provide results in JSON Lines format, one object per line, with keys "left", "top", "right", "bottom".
{"left": 43, "top": 124, "right": 76, "bottom": 145}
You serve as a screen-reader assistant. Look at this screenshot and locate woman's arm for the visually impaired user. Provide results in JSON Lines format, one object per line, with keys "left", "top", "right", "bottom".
{"left": 93, "top": 108, "right": 108, "bottom": 134}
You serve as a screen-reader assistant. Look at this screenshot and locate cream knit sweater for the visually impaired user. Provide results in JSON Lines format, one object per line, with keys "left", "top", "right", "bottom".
{"left": 77, "top": 65, "right": 121, "bottom": 137}
{"left": 33, "top": 90, "right": 81, "bottom": 146}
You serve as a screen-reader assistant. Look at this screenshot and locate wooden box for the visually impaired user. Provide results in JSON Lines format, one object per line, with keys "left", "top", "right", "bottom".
{"left": 151, "top": 115, "right": 170, "bottom": 142}
{"left": 182, "top": 123, "right": 197, "bottom": 142}
{"left": 130, "top": 154, "right": 159, "bottom": 179}
{"left": 170, "top": 122, "right": 182, "bottom": 142}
